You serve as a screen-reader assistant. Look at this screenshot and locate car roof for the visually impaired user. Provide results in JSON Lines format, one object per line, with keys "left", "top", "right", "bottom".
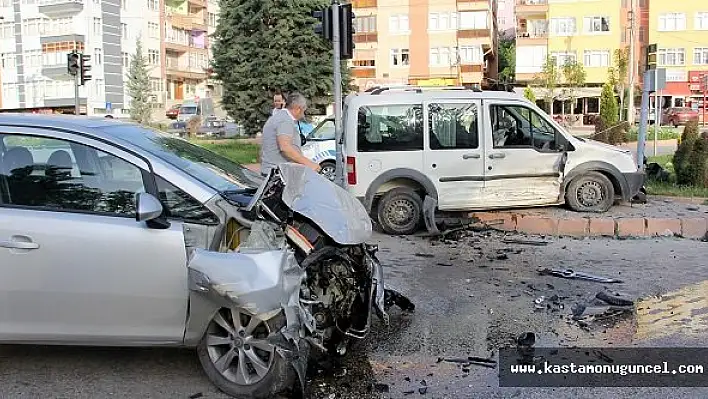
{"left": 345, "top": 89, "right": 525, "bottom": 108}
{"left": 0, "top": 113, "right": 157, "bottom": 149}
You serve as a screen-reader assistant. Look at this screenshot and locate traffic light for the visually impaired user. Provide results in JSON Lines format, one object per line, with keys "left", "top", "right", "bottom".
{"left": 339, "top": 3, "right": 355, "bottom": 60}
{"left": 80, "top": 54, "right": 91, "bottom": 85}
{"left": 313, "top": 7, "right": 332, "bottom": 40}
{"left": 67, "top": 52, "right": 80, "bottom": 76}
{"left": 646, "top": 43, "right": 657, "bottom": 71}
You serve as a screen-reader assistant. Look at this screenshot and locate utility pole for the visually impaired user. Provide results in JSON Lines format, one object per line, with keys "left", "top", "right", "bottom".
{"left": 331, "top": 1, "right": 343, "bottom": 188}
{"left": 627, "top": 0, "right": 636, "bottom": 125}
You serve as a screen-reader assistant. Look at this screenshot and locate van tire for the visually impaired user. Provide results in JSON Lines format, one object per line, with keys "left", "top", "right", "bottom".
{"left": 376, "top": 188, "right": 423, "bottom": 235}
{"left": 565, "top": 172, "right": 615, "bottom": 213}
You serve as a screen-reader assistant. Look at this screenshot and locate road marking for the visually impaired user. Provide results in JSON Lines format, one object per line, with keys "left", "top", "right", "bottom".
{"left": 635, "top": 280, "right": 708, "bottom": 340}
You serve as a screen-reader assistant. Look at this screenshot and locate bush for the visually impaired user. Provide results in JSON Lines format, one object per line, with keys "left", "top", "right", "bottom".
{"left": 594, "top": 118, "right": 629, "bottom": 145}
{"left": 685, "top": 135, "right": 708, "bottom": 187}
{"left": 673, "top": 120, "right": 700, "bottom": 185}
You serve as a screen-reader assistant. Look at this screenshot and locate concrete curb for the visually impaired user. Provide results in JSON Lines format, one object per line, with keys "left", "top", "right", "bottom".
{"left": 470, "top": 211, "right": 708, "bottom": 239}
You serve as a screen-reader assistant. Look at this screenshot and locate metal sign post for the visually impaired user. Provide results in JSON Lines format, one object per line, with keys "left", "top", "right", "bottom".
{"left": 637, "top": 71, "right": 652, "bottom": 169}
{"left": 654, "top": 70, "right": 659, "bottom": 156}
{"left": 331, "top": 1, "right": 345, "bottom": 188}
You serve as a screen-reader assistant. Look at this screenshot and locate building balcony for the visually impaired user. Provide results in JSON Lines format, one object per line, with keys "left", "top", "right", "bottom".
{"left": 353, "top": 32, "right": 377, "bottom": 43}
{"left": 352, "top": 67, "right": 376, "bottom": 78}
{"left": 40, "top": 34, "right": 85, "bottom": 45}
{"left": 516, "top": 32, "right": 548, "bottom": 46}
{"left": 167, "top": 13, "right": 207, "bottom": 32}
{"left": 38, "top": 0, "right": 83, "bottom": 17}
{"left": 165, "top": 40, "right": 208, "bottom": 53}
{"left": 187, "top": 0, "right": 206, "bottom": 8}
{"left": 457, "top": 29, "right": 491, "bottom": 40}
{"left": 515, "top": 0, "right": 548, "bottom": 16}
{"left": 456, "top": 0, "right": 489, "bottom": 11}
{"left": 42, "top": 64, "right": 74, "bottom": 79}
{"left": 352, "top": 0, "right": 376, "bottom": 8}
{"left": 460, "top": 64, "right": 483, "bottom": 73}
{"left": 166, "top": 65, "right": 208, "bottom": 80}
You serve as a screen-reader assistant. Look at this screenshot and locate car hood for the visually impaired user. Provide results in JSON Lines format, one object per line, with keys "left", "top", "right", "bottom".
{"left": 580, "top": 138, "right": 632, "bottom": 154}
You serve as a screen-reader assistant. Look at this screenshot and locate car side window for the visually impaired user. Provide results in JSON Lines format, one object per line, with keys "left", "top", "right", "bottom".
{"left": 490, "top": 104, "right": 558, "bottom": 152}
{"left": 428, "top": 102, "right": 479, "bottom": 150}
{"left": 0, "top": 134, "right": 144, "bottom": 217}
{"left": 357, "top": 104, "right": 423, "bottom": 152}
{"left": 155, "top": 175, "right": 219, "bottom": 225}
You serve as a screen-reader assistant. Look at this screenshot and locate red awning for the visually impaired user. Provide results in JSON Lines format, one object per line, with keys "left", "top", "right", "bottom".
{"left": 662, "top": 82, "right": 692, "bottom": 96}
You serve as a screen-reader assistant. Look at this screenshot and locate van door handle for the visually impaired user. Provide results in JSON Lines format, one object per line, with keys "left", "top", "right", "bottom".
{"left": 0, "top": 239, "right": 39, "bottom": 250}
{"left": 462, "top": 153, "right": 480, "bottom": 159}
{"left": 488, "top": 152, "right": 506, "bottom": 159}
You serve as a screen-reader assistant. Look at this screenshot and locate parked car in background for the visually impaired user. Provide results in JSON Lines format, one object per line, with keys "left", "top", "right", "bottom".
{"left": 177, "top": 98, "right": 215, "bottom": 122}
{"left": 301, "top": 116, "right": 336, "bottom": 181}
{"left": 661, "top": 107, "right": 699, "bottom": 127}
{"left": 166, "top": 104, "right": 181, "bottom": 120}
{"left": 167, "top": 115, "right": 227, "bottom": 138}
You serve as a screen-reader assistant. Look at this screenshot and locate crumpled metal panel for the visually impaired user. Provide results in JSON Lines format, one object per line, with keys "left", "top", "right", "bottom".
{"left": 277, "top": 163, "right": 372, "bottom": 245}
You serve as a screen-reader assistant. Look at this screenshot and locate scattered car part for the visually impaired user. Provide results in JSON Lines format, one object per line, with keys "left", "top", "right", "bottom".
{"left": 502, "top": 238, "right": 549, "bottom": 246}
{"left": 537, "top": 268, "right": 624, "bottom": 283}
{"left": 596, "top": 290, "right": 635, "bottom": 306}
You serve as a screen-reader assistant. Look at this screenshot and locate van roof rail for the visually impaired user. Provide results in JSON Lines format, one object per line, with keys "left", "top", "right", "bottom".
{"left": 366, "top": 85, "right": 476, "bottom": 95}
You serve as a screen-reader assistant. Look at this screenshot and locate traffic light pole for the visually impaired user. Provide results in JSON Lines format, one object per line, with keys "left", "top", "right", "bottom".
{"left": 74, "top": 71, "right": 80, "bottom": 115}
{"left": 331, "top": 1, "right": 345, "bottom": 188}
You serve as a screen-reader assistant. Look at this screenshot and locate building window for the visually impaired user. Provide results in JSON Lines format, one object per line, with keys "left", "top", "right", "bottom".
{"left": 429, "top": 12, "right": 458, "bottom": 31}
{"left": 120, "top": 0, "right": 127, "bottom": 10}
{"left": 148, "top": 22, "right": 159, "bottom": 38}
{"left": 459, "top": 11, "right": 487, "bottom": 30}
{"left": 638, "top": 26, "right": 647, "bottom": 42}
{"left": 22, "top": 18, "right": 46, "bottom": 36}
{"left": 1, "top": 52, "right": 16, "bottom": 69}
{"left": 94, "top": 79, "right": 104, "bottom": 96}
{"left": 147, "top": 0, "right": 158, "bottom": 11}
{"left": 353, "top": 59, "right": 375, "bottom": 67}
{"left": 498, "top": 17, "right": 506, "bottom": 26}
{"left": 122, "top": 52, "right": 129, "bottom": 67}
{"left": 355, "top": 15, "right": 376, "bottom": 33}
{"left": 696, "top": 12, "right": 708, "bottom": 30}
{"left": 658, "top": 48, "right": 685, "bottom": 66}
{"left": 390, "top": 48, "right": 409, "bottom": 66}
{"left": 208, "top": 12, "right": 218, "bottom": 27}
{"left": 583, "top": 16, "right": 610, "bottom": 33}
{"left": 550, "top": 51, "right": 577, "bottom": 66}
{"left": 23, "top": 49, "right": 42, "bottom": 68}
{"left": 121, "top": 23, "right": 129, "bottom": 40}
{"left": 389, "top": 14, "right": 409, "bottom": 33}
{"left": 150, "top": 77, "right": 163, "bottom": 93}
{"left": 694, "top": 48, "right": 708, "bottom": 65}
{"left": 0, "top": 22, "right": 14, "bottom": 39}
{"left": 459, "top": 45, "right": 482, "bottom": 64}
{"left": 430, "top": 47, "right": 452, "bottom": 66}
{"left": 148, "top": 49, "right": 160, "bottom": 65}
{"left": 659, "top": 13, "right": 686, "bottom": 31}
{"left": 94, "top": 48, "right": 103, "bottom": 65}
{"left": 93, "top": 18, "right": 102, "bottom": 35}
{"left": 550, "top": 18, "right": 576, "bottom": 36}
{"left": 583, "top": 50, "right": 610, "bottom": 67}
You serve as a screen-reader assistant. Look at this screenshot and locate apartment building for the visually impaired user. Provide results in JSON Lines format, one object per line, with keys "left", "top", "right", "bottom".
{"left": 0, "top": 0, "right": 219, "bottom": 116}
{"left": 649, "top": 0, "right": 708, "bottom": 110}
{"left": 350, "top": 0, "right": 498, "bottom": 91}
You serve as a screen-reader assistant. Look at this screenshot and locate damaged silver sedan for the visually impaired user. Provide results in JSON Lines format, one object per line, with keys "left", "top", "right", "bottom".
{"left": 0, "top": 115, "right": 414, "bottom": 398}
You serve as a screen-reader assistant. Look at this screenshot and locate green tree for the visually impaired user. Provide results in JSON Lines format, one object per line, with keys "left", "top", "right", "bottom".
{"left": 211, "top": 0, "right": 352, "bottom": 136}
{"left": 126, "top": 38, "right": 152, "bottom": 125}
{"left": 535, "top": 56, "right": 560, "bottom": 116}
{"left": 674, "top": 120, "right": 701, "bottom": 185}
{"left": 498, "top": 34, "right": 515, "bottom": 82}
{"left": 607, "top": 48, "right": 629, "bottom": 121}
{"left": 595, "top": 81, "right": 624, "bottom": 144}
{"left": 685, "top": 137, "right": 708, "bottom": 187}
{"left": 562, "top": 60, "right": 586, "bottom": 120}
{"left": 523, "top": 86, "right": 536, "bottom": 103}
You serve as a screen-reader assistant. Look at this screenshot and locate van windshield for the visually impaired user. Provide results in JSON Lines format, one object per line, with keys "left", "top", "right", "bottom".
{"left": 180, "top": 106, "right": 197, "bottom": 115}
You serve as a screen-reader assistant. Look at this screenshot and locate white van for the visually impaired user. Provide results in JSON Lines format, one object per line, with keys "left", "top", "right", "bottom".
{"left": 342, "top": 87, "right": 645, "bottom": 235}
{"left": 177, "top": 98, "right": 215, "bottom": 122}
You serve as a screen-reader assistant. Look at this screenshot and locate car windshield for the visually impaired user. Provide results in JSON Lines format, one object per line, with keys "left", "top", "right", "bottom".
{"left": 180, "top": 106, "right": 197, "bottom": 114}
{"left": 310, "top": 120, "right": 335, "bottom": 140}
{"left": 102, "top": 124, "right": 262, "bottom": 192}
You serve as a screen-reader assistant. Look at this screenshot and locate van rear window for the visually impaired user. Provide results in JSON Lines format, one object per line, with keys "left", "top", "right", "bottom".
{"left": 357, "top": 104, "right": 423, "bottom": 152}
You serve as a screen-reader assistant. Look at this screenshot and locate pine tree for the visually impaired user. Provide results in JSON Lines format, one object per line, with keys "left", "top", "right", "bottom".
{"left": 212, "top": 0, "right": 351, "bottom": 136}
{"left": 674, "top": 120, "right": 700, "bottom": 185}
{"left": 126, "top": 38, "right": 152, "bottom": 125}
{"left": 685, "top": 137, "right": 708, "bottom": 187}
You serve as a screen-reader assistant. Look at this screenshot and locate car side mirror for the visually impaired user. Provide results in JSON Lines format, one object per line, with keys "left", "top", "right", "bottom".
{"left": 136, "top": 192, "right": 164, "bottom": 222}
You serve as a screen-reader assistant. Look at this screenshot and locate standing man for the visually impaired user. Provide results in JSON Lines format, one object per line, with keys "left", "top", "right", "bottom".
{"left": 272, "top": 92, "right": 285, "bottom": 115}
{"left": 260, "top": 92, "right": 322, "bottom": 176}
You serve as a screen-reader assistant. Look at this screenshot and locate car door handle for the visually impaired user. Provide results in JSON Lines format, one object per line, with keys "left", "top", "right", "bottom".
{"left": 0, "top": 240, "right": 39, "bottom": 250}
{"left": 463, "top": 153, "right": 481, "bottom": 159}
{"left": 488, "top": 153, "right": 506, "bottom": 159}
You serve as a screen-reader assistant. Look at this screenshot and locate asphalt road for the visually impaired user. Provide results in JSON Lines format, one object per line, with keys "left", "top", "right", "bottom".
{"left": 1, "top": 231, "right": 708, "bottom": 399}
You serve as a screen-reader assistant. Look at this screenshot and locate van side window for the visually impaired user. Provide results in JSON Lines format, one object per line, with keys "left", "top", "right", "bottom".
{"left": 428, "top": 103, "right": 479, "bottom": 150}
{"left": 357, "top": 104, "right": 423, "bottom": 152}
{"left": 490, "top": 104, "right": 558, "bottom": 151}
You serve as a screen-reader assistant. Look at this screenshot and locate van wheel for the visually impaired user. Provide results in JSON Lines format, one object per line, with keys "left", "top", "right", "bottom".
{"left": 565, "top": 172, "right": 615, "bottom": 213}
{"left": 376, "top": 188, "right": 423, "bottom": 235}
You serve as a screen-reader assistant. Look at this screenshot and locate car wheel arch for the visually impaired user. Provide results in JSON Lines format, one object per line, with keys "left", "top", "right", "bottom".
{"left": 364, "top": 169, "right": 438, "bottom": 214}
{"left": 562, "top": 161, "right": 628, "bottom": 201}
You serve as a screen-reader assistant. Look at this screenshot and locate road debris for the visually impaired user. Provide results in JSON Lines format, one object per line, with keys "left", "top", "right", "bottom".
{"left": 418, "top": 379, "right": 428, "bottom": 394}
{"left": 537, "top": 268, "right": 624, "bottom": 283}
{"left": 502, "top": 238, "right": 549, "bottom": 246}
{"left": 371, "top": 383, "right": 389, "bottom": 393}
{"left": 596, "top": 290, "right": 635, "bottom": 306}
{"left": 414, "top": 253, "right": 435, "bottom": 258}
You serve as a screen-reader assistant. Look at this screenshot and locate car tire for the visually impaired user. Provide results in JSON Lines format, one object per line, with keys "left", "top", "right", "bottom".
{"left": 376, "top": 187, "right": 423, "bottom": 235}
{"left": 565, "top": 172, "right": 615, "bottom": 213}
{"left": 196, "top": 308, "right": 297, "bottom": 399}
{"left": 320, "top": 161, "right": 336, "bottom": 182}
